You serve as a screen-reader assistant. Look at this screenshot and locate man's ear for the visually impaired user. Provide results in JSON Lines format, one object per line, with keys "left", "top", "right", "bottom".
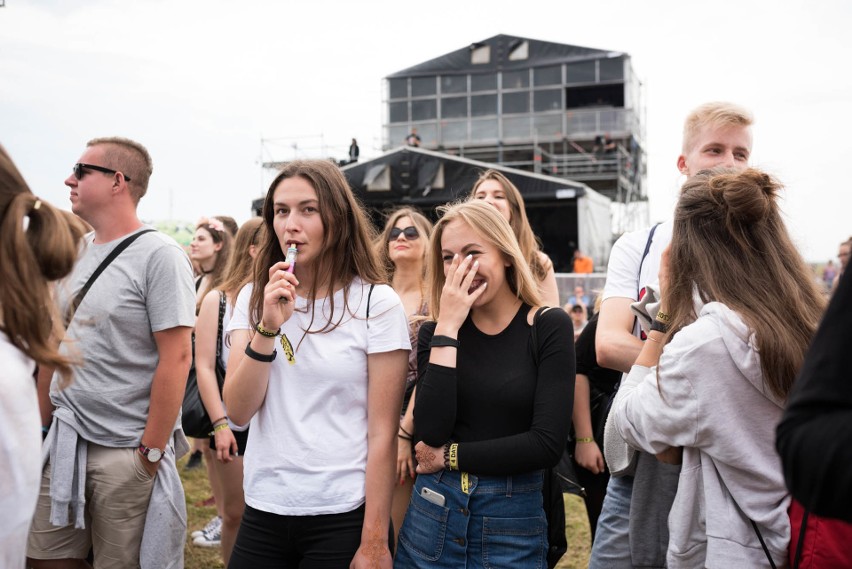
{"left": 676, "top": 154, "right": 688, "bottom": 175}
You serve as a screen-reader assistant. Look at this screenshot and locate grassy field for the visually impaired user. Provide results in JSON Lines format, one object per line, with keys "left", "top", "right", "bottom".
{"left": 180, "top": 454, "right": 592, "bottom": 569}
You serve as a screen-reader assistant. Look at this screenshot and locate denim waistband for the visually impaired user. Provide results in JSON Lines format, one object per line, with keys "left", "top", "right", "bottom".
{"left": 428, "top": 469, "right": 543, "bottom": 495}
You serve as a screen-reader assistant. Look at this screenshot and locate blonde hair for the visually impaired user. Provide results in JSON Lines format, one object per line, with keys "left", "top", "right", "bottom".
{"left": 0, "top": 145, "right": 87, "bottom": 385}
{"left": 682, "top": 102, "right": 753, "bottom": 154}
{"left": 376, "top": 206, "right": 433, "bottom": 280}
{"left": 86, "top": 137, "right": 154, "bottom": 202}
{"left": 664, "top": 168, "right": 825, "bottom": 399}
{"left": 470, "top": 169, "right": 550, "bottom": 282}
{"left": 219, "top": 217, "right": 264, "bottom": 307}
{"left": 427, "top": 200, "right": 542, "bottom": 320}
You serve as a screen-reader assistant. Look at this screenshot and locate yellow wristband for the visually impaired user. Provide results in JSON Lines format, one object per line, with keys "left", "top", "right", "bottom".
{"left": 575, "top": 437, "right": 595, "bottom": 443}
{"left": 210, "top": 423, "right": 230, "bottom": 436}
{"left": 448, "top": 443, "right": 459, "bottom": 471}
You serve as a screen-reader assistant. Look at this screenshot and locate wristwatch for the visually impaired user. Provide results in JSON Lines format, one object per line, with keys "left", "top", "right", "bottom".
{"left": 139, "top": 443, "right": 164, "bottom": 463}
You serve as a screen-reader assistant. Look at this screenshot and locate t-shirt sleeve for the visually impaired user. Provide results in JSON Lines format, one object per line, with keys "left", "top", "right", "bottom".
{"left": 365, "top": 284, "right": 411, "bottom": 354}
{"left": 226, "top": 283, "right": 253, "bottom": 337}
{"left": 145, "top": 241, "right": 196, "bottom": 332}
{"left": 602, "top": 229, "right": 647, "bottom": 302}
{"left": 458, "top": 308, "right": 576, "bottom": 474}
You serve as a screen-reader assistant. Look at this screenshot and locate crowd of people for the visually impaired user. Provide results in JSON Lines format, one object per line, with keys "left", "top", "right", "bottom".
{"left": 1, "top": 99, "right": 850, "bottom": 569}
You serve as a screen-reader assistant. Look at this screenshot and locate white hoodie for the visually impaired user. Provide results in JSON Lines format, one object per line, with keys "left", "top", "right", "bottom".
{"left": 612, "top": 301, "right": 790, "bottom": 568}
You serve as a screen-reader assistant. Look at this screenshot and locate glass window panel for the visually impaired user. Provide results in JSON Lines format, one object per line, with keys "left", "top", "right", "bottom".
{"left": 502, "top": 91, "right": 529, "bottom": 114}
{"left": 534, "top": 89, "right": 562, "bottom": 112}
{"left": 389, "top": 101, "right": 408, "bottom": 123}
{"left": 471, "top": 118, "right": 498, "bottom": 141}
{"left": 411, "top": 76, "right": 436, "bottom": 97}
{"left": 599, "top": 57, "right": 624, "bottom": 81}
{"left": 508, "top": 41, "right": 529, "bottom": 61}
{"left": 414, "top": 123, "right": 437, "bottom": 146}
{"left": 471, "top": 94, "right": 497, "bottom": 117}
{"left": 442, "top": 120, "right": 468, "bottom": 143}
{"left": 534, "top": 114, "right": 563, "bottom": 137}
{"left": 441, "top": 96, "right": 467, "bottom": 119}
{"left": 534, "top": 65, "right": 562, "bottom": 86}
{"left": 566, "top": 61, "right": 596, "bottom": 84}
{"left": 441, "top": 75, "right": 467, "bottom": 94}
{"left": 502, "top": 69, "right": 529, "bottom": 89}
{"left": 502, "top": 116, "right": 531, "bottom": 140}
{"left": 471, "top": 45, "right": 491, "bottom": 65}
{"left": 471, "top": 73, "right": 497, "bottom": 92}
{"left": 411, "top": 99, "right": 437, "bottom": 121}
{"left": 388, "top": 125, "right": 410, "bottom": 148}
{"left": 389, "top": 78, "right": 407, "bottom": 99}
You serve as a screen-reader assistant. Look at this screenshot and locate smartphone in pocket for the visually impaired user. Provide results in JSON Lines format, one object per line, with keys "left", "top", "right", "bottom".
{"left": 420, "top": 487, "right": 446, "bottom": 507}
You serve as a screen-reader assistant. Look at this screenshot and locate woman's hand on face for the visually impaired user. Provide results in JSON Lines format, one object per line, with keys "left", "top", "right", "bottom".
{"left": 438, "top": 254, "right": 487, "bottom": 332}
{"left": 575, "top": 441, "right": 606, "bottom": 475}
{"left": 414, "top": 441, "right": 445, "bottom": 475}
{"left": 262, "top": 261, "right": 299, "bottom": 330}
{"left": 397, "top": 438, "right": 416, "bottom": 484}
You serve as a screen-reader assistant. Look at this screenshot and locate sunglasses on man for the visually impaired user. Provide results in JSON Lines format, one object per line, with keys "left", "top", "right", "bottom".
{"left": 388, "top": 226, "right": 419, "bottom": 241}
{"left": 73, "top": 163, "right": 131, "bottom": 182}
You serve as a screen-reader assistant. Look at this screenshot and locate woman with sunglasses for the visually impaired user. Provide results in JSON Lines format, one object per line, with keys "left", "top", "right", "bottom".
{"left": 0, "top": 145, "right": 87, "bottom": 567}
{"left": 376, "top": 206, "right": 434, "bottom": 551}
{"left": 223, "top": 160, "right": 410, "bottom": 569}
{"left": 394, "top": 200, "right": 574, "bottom": 568}
{"left": 471, "top": 169, "right": 560, "bottom": 307}
{"left": 192, "top": 217, "right": 264, "bottom": 563}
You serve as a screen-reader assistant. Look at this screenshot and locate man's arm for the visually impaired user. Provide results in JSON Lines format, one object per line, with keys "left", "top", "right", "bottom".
{"left": 595, "top": 296, "right": 643, "bottom": 374}
{"left": 140, "top": 326, "right": 192, "bottom": 473}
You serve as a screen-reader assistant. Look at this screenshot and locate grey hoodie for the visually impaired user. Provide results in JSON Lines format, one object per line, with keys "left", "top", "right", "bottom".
{"left": 612, "top": 301, "right": 790, "bottom": 568}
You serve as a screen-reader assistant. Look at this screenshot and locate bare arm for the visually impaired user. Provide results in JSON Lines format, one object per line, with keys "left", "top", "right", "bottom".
{"left": 537, "top": 252, "right": 561, "bottom": 308}
{"left": 141, "top": 326, "right": 193, "bottom": 470}
{"left": 596, "top": 296, "right": 643, "bottom": 373}
{"left": 350, "top": 349, "right": 408, "bottom": 569}
{"left": 397, "top": 385, "right": 417, "bottom": 483}
{"left": 572, "top": 373, "right": 604, "bottom": 474}
{"left": 37, "top": 364, "right": 56, "bottom": 428}
{"left": 222, "top": 329, "right": 275, "bottom": 426}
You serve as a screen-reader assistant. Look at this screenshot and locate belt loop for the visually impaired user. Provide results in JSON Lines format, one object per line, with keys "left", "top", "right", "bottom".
{"left": 507, "top": 474, "right": 513, "bottom": 497}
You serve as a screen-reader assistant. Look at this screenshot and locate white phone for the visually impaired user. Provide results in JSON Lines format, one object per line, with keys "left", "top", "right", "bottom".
{"left": 420, "top": 487, "right": 446, "bottom": 507}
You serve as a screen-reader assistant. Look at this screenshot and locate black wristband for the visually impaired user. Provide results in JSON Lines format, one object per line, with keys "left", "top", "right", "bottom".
{"left": 430, "top": 335, "right": 459, "bottom": 349}
{"left": 650, "top": 319, "right": 669, "bottom": 334}
{"left": 245, "top": 344, "right": 277, "bottom": 362}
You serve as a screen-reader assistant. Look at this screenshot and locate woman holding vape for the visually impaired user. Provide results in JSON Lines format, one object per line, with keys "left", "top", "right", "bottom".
{"left": 394, "top": 200, "right": 575, "bottom": 568}
{"left": 223, "top": 160, "right": 410, "bottom": 569}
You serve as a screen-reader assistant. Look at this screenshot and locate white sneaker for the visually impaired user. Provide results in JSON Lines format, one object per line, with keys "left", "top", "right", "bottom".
{"left": 190, "top": 515, "right": 221, "bottom": 540}
{"left": 193, "top": 522, "right": 222, "bottom": 547}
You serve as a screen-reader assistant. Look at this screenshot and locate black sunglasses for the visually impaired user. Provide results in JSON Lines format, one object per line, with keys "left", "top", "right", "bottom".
{"left": 388, "top": 226, "right": 419, "bottom": 241}
{"left": 73, "top": 163, "right": 131, "bottom": 182}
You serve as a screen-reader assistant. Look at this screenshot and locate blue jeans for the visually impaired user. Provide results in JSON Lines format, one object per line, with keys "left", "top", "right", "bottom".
{"left": 588, "top": 474, "right": 633, "bottom": 568}
{"left": 394, "top": 470, "right": 547, "bottom": 569}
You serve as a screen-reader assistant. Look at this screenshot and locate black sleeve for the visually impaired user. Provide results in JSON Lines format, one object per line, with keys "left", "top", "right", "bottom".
{"left": 414, "top": 321, "right": 459, "bottom": 445}
{"left": 575, "top": 313, "right": 621, "bottom": 395}
{"left": 776, "top": 272, "right": 852, "bottom": 522}
{"left": 459, "top": 308, "right": 576, "bottom": 474}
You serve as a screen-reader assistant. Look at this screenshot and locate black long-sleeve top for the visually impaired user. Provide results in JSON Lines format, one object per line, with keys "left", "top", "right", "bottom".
{"left": 414, "top": 304, "right": 575, "bottom": 476}
{"left": 776, "top": 271, "right": 852, "bottom": 522}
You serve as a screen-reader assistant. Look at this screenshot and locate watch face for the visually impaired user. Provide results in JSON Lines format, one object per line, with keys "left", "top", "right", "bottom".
{"left": 147, "top": 448, "right": 163, "bottom": 462}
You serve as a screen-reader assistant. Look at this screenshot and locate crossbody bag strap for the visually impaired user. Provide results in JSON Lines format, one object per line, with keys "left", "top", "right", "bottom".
{"left": 365, "top": 283, "right": 376, "bottom": 328}
{"left": 750, "top": 519, "right": 778, "bottom": 569}
{"left": 66, "top": 228, "right": 156, "bottom": 324}
{"left": 216, "top": 291, "right": 226, "bottom": 363}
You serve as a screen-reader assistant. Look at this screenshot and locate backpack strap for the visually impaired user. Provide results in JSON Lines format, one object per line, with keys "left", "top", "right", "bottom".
{"left": 67, "top": 228, "right": 156, "bottom": 324}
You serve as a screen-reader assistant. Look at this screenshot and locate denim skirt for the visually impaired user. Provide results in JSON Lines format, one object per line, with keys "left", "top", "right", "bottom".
{"left": 394, "top": 469, "right": 547, "bottom": 569}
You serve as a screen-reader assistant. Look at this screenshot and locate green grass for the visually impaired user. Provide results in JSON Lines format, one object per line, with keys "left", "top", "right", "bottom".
{"left": 179, "top": 454, "right": 591, "bottom": 569}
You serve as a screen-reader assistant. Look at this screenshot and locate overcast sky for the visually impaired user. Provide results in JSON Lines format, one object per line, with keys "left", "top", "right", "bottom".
{"left": 2, "top": 0, "right": 849, "bottom": 262}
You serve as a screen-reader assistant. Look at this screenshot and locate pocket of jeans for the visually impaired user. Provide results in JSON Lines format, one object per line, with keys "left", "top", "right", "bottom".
{"left": 398, "top": 487, "right": 449, "bottom": 561}
{"left": 482, "top": 515, "right": 546, "bottom": 569}
{"left": 132, "top": 449, "right": 155, "bottom": 483}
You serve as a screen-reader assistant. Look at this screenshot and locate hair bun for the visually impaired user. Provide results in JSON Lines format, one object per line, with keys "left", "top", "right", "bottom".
{"left": 712, "top": 168, "right": 779, "bottom": 224}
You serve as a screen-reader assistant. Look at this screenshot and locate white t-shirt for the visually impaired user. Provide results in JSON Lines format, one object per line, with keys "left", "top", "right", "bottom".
{"left": 602, "top": 220, "right": 673, "bottom": 336}
{"left": 0, "top": 331, "right": 40, "bottom": 568}
{"left": 227, "top": 278, "right": 410, "bottom": 515}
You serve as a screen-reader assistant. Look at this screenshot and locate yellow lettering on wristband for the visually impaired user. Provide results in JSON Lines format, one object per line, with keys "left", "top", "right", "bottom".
{"left": 448, "top": 443, "right": 459, "bottom": 471}
{"left": 461, "top": 472, "right": 471, "bottom": 494}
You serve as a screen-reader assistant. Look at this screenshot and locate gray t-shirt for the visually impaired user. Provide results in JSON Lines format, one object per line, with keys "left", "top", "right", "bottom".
{"left": 51, "top": 227, "right": 196, "bottom": 447}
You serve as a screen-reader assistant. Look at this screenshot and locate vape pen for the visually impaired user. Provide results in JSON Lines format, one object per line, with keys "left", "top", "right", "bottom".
{"left": 285, "top": 245, "right": 298, "bottom": 273}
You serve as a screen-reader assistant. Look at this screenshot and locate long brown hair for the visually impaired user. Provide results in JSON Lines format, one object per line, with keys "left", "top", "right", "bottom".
{"left": 195, "top": 217, "right": 233, "bottom": 312}
{"left": 219, "top": 217, "right": 264, "bottom": 306}
{"left": 470, "top": 169, "right": 549, "bottom": 282}
{"left": 664, "top": 168, "right": 825, "bottom": 399}
{"left": 0, "top": 145, "right": 87, "bottom": 384}
{"left": 427, "top": 200, "right": 542, "bottom": 320}
{"left": 249, "top": 160, "right": 386, "bottom": 334}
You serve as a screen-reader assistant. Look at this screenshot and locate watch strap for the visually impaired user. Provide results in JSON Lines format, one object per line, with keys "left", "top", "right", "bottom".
{"left": 430, "top": 334, "right": 459, "bottom": 349}
{"left": 650, "top": 319, "right": 669, "bottom": 334}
